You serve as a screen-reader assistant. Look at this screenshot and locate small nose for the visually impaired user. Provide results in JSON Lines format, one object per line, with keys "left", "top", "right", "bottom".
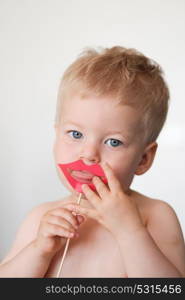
{"left": 80, "top": 142, "right": 100, "bottom": 165}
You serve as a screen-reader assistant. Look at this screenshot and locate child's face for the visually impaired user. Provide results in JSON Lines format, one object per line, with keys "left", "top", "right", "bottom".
{"left": 53, "top": 93, "right": 147, "bottom": 195}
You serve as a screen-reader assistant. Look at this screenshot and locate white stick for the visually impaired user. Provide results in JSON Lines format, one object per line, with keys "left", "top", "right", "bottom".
{"left": 56, "top": 192, "right": 83, "bottom": 278}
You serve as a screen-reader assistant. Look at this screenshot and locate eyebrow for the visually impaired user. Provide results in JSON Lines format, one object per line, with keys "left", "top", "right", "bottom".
{"left": 62, "top": 121, "right": 131, "bottom": 139}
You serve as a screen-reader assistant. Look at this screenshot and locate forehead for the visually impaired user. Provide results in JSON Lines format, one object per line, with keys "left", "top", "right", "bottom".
{"left": 61, "top": 93, "right": 142, "bottom": 130}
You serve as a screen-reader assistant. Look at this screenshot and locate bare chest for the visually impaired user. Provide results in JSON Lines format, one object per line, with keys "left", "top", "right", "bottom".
{"left": 45, "top": 222, "right": 127, "bottom": 278}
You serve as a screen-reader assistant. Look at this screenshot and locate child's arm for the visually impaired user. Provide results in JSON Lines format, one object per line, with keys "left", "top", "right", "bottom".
{"left": 0, "top": 239, "right": 53, "bottom": 277}
{"left": 0, "top": 201, "right": 83, "bottom": 277}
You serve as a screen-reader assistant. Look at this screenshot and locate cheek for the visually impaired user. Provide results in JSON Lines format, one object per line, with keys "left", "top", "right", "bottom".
{"left": 53, "top": 137, "right": 73, "bottom": 162}
{"left": 113, "top": 152, "right": 141, "bottom": 187}
{"left": 117, "top": 164, "right": 134, "bottom": 185}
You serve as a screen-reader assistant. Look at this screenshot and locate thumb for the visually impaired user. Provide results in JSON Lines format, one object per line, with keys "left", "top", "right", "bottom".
{"left": 76, "top": 215, "right": 85, "bottom": 224}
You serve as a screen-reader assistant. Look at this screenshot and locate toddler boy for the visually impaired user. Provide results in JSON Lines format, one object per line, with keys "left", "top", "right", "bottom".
{"left": 0, "top": 46, "right": 185, "bottom": 277}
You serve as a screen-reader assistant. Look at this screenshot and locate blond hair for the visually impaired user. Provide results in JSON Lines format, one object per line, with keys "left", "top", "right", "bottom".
{"left": 55, "top": 46, "right": 170, "bottom": 145}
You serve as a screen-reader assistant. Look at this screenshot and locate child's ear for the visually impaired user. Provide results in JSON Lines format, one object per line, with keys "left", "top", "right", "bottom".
{"left": 135, "top": 142, "right": 158, "bottom": 175}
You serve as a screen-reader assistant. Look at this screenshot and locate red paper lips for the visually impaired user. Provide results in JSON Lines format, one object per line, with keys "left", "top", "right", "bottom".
{"left": 58, "top": 159, "right": 108, "bottom": 194}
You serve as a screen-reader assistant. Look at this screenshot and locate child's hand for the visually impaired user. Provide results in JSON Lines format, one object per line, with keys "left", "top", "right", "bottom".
{"left": 34, "top": 203, "right": 84, "bottom": 256}
{"left": 68, "top": 162, "right": 144, "bottom": 239}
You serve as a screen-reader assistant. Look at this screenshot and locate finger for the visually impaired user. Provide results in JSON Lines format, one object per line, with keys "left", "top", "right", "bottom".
{"left": 76, "top": 215, "right": 85, "bottom": 224}
{"left": 101, "top": 162, "right": 122, "bottom": 194}
{"left": 92, "top": 176, "right": 109, "bottom": 199}
{"left": 81, "top": 183, "right": 100, "bottom": 207}
{"left": 46, "top": 223, "right": 75, "bottom": 239}
{"left": 66, "top": 203, "right": 97, "bottom": 220}
{"left": 47, "top": 215, "right": 78, "bottom": 232}
{"left": 51, "top": 208, "right": 79, "bottom": 229}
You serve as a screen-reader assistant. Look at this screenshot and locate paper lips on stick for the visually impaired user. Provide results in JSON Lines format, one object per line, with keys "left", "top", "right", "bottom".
{"left": 58, "top": 159, "right": 108, "bottom": 194}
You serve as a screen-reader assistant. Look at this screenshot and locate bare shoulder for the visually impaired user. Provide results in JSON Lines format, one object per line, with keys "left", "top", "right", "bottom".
{"left": 132, "top": 189, "right": 166, "bottom": 210}
{"left": 0, "top": 196, "right": 70, "bottom": 264}
{"left": 133, "top": 190, "right": 185, "bottom": 277}
{"left": 132, "top": 190, "right": 180, "bottom": 224}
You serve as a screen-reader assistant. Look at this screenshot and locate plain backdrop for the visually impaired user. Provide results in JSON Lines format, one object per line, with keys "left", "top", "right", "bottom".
{"left": 0, "top": 0, "right": 185, "bottom": 260}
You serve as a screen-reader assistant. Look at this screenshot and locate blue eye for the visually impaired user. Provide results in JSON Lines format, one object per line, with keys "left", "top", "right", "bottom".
{"left": 68, "top": 130, "right": 82, "bottom": 139}
{"left": 67, "top": 131, "right": 123, "bottom": 147}
{"left": 106, "top": 139, "right": 122, "bottom": 147}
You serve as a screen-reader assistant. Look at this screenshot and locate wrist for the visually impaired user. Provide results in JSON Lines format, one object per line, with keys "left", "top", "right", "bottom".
{"left": 32, "top": 239, "right": 56, "bottom": 260}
